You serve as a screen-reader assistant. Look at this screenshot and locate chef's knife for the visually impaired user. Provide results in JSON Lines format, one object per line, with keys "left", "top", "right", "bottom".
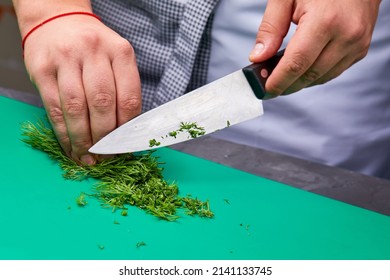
{"left": 89, "top": 49, "right": 284, "bottom": 154}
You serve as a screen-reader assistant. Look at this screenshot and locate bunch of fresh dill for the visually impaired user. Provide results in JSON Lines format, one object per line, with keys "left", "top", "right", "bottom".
{"left": 21, "top": 120, "right": 213, "bottom": 221}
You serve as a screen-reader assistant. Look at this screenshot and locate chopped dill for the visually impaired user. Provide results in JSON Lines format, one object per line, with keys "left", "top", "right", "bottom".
{"left": 76, "top": 193, "right": 88, "bottom": 207}
{"left": 21, "top": 119, "right": 214, "bottom": 221}
{"left": 178, "top": 122, "right": 206, "bottom": 138}
{"left": 136, "top": 241, "right": 146, "bottom": 248}
{"left": 149, "top": 139, "right": 161, "bottom": 148}
{"left": 168, "top": 131, "right": 177, "bottom": 138}
{"left": 182, "top": 198, "right": 214, "bottom": 218}
{"left": 165, "top": 122, "right": 206, "bottom": 141}
{"left": 150, "top": 122, "right": 206, "bottom": 148}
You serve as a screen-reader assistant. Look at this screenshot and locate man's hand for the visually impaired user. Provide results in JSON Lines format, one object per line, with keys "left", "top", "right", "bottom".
{"left": 22, "top": 15, "right": 141, "bottom": 165}
{"left": 249, "top": 0, "right": 381, "bottom": 97}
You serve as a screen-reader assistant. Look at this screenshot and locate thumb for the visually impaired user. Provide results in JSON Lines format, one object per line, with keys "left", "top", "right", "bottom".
{"left": 249, "top": 0, "right": 294, "bottom": 62}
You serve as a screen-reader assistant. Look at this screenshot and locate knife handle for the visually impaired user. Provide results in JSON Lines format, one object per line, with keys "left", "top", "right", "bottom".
{"left": 242, "top": 48, "right": 285, "bottom": 99}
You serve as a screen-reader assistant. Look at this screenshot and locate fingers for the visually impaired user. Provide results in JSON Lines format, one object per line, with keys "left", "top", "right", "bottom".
{"left": 249, "top": 0, "right": 294, "bottom": 62}
{"left": 34, "top": 70, "right": 71, "bottom": 156}
{"left": 57, "top": 62, "right": 95, "bottom": 165}
{"left": 312, "top": 58, "right": 355, "bottom": 87}
{"left": 111, "top": 40, "right": 142, "bottom": 126}
{"left": 283, "top": 44, "right": 358, "bottom": 94}
{"left": 83, "top": 56, "right": 117, "bottom": 145}
{"left": 266, "top": 15, "right": 332, "bottom": 96}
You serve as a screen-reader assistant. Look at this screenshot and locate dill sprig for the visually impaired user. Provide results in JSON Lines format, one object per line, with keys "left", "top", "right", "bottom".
{"left": 20, "top": 119, "right": 214, "bottom": 221}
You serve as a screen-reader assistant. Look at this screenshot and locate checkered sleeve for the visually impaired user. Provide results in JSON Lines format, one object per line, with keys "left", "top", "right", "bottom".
{"left": 92, "top": 0, "right": 219, "bottom": 111}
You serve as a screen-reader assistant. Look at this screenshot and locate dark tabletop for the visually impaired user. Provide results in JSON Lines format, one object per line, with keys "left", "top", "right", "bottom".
{"left": 2, "top": 86, "right": 389, "bottom": 216}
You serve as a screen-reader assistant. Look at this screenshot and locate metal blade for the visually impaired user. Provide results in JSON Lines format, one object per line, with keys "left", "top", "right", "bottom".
{"left": 89, "top": 70, "right": 263, "bottom": 154}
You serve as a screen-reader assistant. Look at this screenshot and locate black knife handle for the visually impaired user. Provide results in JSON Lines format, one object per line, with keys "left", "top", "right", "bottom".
{"left": 242, "top": 49, "right": 285, "bottom": 99}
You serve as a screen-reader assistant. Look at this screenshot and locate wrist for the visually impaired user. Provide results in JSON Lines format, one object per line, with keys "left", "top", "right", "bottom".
{"left": 21, "top": 12, "right": 101, "bottom": 51}
{"left": 12, "top": 0, "right": 93, "bottom": 37}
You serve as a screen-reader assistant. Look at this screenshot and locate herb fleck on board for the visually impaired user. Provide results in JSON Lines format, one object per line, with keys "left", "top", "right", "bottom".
{"left": 136, "top": 241, "right": 146, "bottom": 248}
{"left": 76, "top": 193, "right": 88, "bottom": 207}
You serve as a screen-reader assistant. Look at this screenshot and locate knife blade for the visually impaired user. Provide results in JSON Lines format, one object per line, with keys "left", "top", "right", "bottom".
{"left": 89, "top": 49, "right": 284, "bottom": 154}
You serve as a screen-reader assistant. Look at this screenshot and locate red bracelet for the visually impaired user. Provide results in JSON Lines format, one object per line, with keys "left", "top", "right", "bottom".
{"left": 22, "top": 12, "right": 101, "bottom": 50}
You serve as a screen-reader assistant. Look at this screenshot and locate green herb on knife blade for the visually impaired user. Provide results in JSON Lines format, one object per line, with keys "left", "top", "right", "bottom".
{"left": 178, "top": 122, "right": 206, "bottom": 139}
{"left": 152, "top": 122, "right": 206, "bottom": 145}
{"left": 168, "top": 131, "right": 177, "bottom": 138}
{"left": 21, "top": 119, "right": 213, "bottom": 221}
{"left": 149, "top": 138, "right": 161, "bottom": 148}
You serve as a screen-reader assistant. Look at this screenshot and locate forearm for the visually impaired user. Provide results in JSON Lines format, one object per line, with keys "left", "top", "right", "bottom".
{"left": 12, "top": 0, "right": 93, "bottom": 37}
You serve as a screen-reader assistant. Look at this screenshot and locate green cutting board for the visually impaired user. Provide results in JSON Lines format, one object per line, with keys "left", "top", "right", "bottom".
{"left": 0, "top": 96, "right": 389, "bottom": 260}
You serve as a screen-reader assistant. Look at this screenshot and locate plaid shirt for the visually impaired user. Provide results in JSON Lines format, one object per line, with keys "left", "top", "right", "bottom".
{"left": 92, "top": 0, "right": 219, "bottom": 112}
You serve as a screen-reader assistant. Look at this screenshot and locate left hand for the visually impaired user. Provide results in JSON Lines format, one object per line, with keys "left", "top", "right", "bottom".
{"left": 249, "top": 0, "right": 381, "bottom": 97}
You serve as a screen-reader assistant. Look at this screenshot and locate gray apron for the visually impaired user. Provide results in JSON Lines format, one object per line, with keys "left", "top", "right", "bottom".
{"left": 92, "top": 0, "right": 219, "bottom": 112}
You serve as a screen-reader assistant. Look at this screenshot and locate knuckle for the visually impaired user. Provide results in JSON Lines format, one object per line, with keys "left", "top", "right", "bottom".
{"left": 90, "top": 92, "right": 115, "bottom": 112}
{"left": 357, "top": 48, "right": 369, "bottom": 60}
{"left": 31, "top": 60, "right": 55, "bottom": 78}
{"left": 81, "top": 32, "right": 101, "bottom": 52}
{"left": 345, "top": 22, "right": 366, "bottom": 43}
{"left": 301, "top": 69, "right": 321, "bottom": 84}
{"left": 47, "top": 106, "right": 65, "bottom": 123}
{"left": 266, "top": 82, "right": 284, "bottom": 96}
{"left": 119, "top": 96, "right": 142, "bottom": 114}
{"left": 351, "top": 49, "right": 368, "bottom": 66}
{"left": 257, "top": 20, "right": 285, "bottom": 41}
{"left": 284, "top": 53, "right": 311, "bottom": 76}
{"left": 63, "top": 97, "right": 86, "bottom": 118}
{"left": 57, "top": 134, "right": 71, "bottom": 149}
{"left": 59, "top": 33, "right": 101, "bottom": 57}
{"left": 258, "top": 20, "right": 279, "bottom": 35}
{"left": 72, "top": 138, "right": 91, "bottom": 150}
{"left": 320, "top": 11, "right": 339, "bottom": 30}
{"left": 57, "top": 42, "right": 75, "bottom": 58}
{"left": 357, "top": 37, "right": 371, "bottom": 58}
{"left": 115, "top": 39, "right": 135, "bottom": 58}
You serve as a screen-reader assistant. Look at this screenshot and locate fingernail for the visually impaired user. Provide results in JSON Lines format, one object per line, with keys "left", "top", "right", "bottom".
{"left": 249, "top": 43, "right": 265, "bottom": 59}
{"left": 80, "top": 154, "right": 96, "bottom": 165}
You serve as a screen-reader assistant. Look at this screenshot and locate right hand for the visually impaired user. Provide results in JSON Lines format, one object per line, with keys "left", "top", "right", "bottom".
{"left": 23, "top": 14, "right": 142, "bottom": 165}
{"left": 249, "top": 0, "right": 380, "bottom": 97}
